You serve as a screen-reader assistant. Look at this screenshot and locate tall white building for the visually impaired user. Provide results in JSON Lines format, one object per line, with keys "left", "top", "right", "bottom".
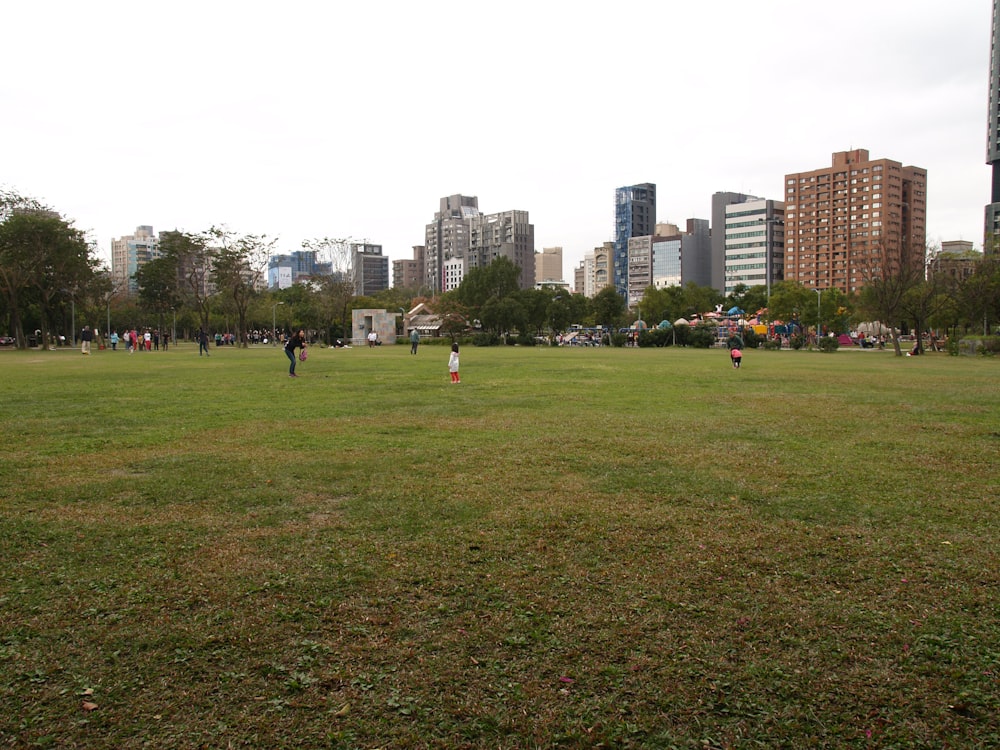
{"left": 723, "top": 198, "right": 784, "bottom": 296}
{"left": 111, "top": 225, "right": 160, "bottom": 296}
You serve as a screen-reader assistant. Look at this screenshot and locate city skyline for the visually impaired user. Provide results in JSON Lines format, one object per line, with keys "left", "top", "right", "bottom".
{"left": 0, "top": 1, "right": 989, "bottom": 279}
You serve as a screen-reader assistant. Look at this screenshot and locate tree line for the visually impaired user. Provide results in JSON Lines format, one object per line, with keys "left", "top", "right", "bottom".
{"left": 3, "top": 190, "right": 998, "bottom": 353}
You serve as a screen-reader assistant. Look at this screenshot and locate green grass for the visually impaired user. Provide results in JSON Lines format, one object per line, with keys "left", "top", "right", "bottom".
{"left": 1, "top": 343, "right": 998, "bottom": 748}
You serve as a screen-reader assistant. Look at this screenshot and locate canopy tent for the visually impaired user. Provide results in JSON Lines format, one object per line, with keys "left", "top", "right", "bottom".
{"left": 856, "top": 321, "right": 891, "bottom": 335}
{"left": 657, "top": 320, "right": 672, "bottom": 329}
{"left": 630, "top": 320, "right": 647, "bottom": 330}
{"left": 727, "top": 306, "right": 745, "bottom": 316}
{"left": 673, "top": 318, "right": 690, "bottom": 326}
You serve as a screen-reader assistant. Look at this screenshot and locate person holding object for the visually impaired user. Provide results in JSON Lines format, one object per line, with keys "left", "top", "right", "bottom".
{"left": 285, "top": 329, "right": 307, "bottom": 377}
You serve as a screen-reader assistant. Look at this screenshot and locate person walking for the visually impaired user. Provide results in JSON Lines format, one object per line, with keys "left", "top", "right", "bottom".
{"left": 80, "top": 326, "right": 93, "bottom": 355}
{"left": 284, "top": 329, "right": 307, "bottom": 377}
{"left": 110, "top": 330, "right": 119, "bottom": 351}
{"left": 448, "top": 342, "right": 460, "bottom": 384}
{"left": 409, "top": 328, "right": 420, "bottom": 355}
{"left": 198, "top": 328, "right": 210, "bottom": 357}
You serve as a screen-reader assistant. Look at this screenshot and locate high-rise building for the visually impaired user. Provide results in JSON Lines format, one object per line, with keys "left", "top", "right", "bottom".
{"left": 535, "top": 247, "right": 563, "bottom": 284}
{"left": 111, "top": 225, "right": 160, "bottom": 296}
{"left": 425, "top": 195, "right": 479, "bottom": 293}
{"left": 722, "top": 198, "right": 784, "bottom": 297}
{"left": 352, "top": 243, "right": 389, "bottom": 296}
{"left": 267, "top": 250, "right": 333, "bottom": 289}
{"left": 467, "top": 210, "right": 536, "bottom": 289}
{"left": 580, "top": 242, "right": 614, "bottom": 298}
{"left": 784, "top": 149, "right": 926, "bottom": 294}
{"left": 987, "top": 1, "right": 1000, "bottom": 251}
{"left": 392, "top": 246, "right": 425, "bottom": 290}
{"left": 614, "top": 184, "right": 656, "bottom": 298}
{"left": 650, "top": 219, "right": 712, "bottom": 291}
{"left": 711, "top": 192, "right": 754, "bottom": 292}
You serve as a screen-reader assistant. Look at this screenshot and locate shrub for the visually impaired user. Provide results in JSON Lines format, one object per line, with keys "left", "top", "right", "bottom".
{"left": 689, "top": 324, "right": 717, "bottom": 348}
{"left": 638, "top": 328, "right": 672, "bottom": 348}
{"left": 610, "top": 333, "right": 627, "bottom": 347}
{"left": 473, "top": 333, "right": 501, "bottom": 347}
{"left": 816, "top": 336, "right": 840, "bottom": 352}
{"left": 762, "top": 339, "right": 782, "bottom": 351}
{"left": 515, "top": 333, "right": 535, "bottom": 346}
{"left": 742, "top": 329, "right": 762, "bottom": 349}
{"left": 790, "top": 334, "right": 807, "bottom": 350}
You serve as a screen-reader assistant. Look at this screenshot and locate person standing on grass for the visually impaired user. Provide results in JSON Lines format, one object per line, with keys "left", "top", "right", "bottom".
{"left": 80, "top": 326, "right": 93, "bottom": 355}
{"left": 730, "top": 347, "right": 742, "bottom": 369}
{"left": 448, "top": 342, "right": 460, "bottom": 383}
{"left": 110, "top": 330, "right": 119, "bottom": 351}
{"left": 409, "top": 328, "right": 420, "bottom": 355}
{"left": 198, "top": 328, "right": 210, "bottom": 357}
{"left": 284, "top": 329, "right": 307, "bottom": 377}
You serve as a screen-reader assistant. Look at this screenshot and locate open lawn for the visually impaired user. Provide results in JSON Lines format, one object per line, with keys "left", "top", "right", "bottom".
{"left": 0, "top": 343, "right": 997, "bottom": 749}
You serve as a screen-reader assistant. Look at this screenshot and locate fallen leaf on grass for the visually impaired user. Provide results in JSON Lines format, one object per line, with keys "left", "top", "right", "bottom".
{"left": 334, "top": 703, "right": 350, "bottom": 717}
{"left": 82, "top": 701, "right": 98, "bottom": 712}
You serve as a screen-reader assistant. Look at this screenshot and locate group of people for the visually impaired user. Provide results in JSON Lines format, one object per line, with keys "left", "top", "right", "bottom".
{"left": 281, "top": 329, "right": 461, "bottom": 383}
{"left": 108, "top": 328, "right": 169, "bottom": 353}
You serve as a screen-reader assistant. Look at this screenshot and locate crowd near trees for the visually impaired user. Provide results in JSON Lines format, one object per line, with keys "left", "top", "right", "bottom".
{"left": 2, "top": 190, "right": 999, "bottom": 354}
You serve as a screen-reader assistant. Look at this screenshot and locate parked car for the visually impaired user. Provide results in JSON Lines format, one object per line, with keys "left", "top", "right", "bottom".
{"left": 0, "top": 335, "right": 15, "bottom": 347}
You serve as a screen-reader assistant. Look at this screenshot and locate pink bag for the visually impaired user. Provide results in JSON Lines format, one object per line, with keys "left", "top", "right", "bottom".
{"left": 299, "top": 348, "right": 308, "bottom": 361}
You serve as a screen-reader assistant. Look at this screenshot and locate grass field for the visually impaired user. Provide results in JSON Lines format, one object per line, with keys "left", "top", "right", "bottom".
{"left": 0, "top": 343, "right": 997, "bottom": 749}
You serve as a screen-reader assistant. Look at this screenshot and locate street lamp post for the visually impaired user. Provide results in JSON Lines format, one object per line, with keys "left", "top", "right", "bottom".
{"left": 813, "top": 288, "right": 822, "bottom": 341}
{"left": 272, "top": 302, "right": 284, "bottom": 345}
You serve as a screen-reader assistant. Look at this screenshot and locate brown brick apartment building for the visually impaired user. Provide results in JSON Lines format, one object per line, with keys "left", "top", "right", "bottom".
{"left": 783, "top": 149, "right": 926, "bottom": 294}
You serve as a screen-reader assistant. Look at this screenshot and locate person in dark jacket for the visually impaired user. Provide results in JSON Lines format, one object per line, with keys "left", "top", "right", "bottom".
{"left": 284, "top": 329, "right": 307, "bottom": 377}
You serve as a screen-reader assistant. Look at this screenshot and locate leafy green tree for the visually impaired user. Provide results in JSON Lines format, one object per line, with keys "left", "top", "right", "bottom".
{"left": 517, "top": 288, "right": 551, "bottom": 334}
{"left": 0, "top": 206, "right": 94, "bottom": 349}
{"left": 768, "top": 281, "right": 817, "bottom": 331}
{"left": 726, "top": 284, "right": 767, "bottom": 318}
{"left": 0, "top": 211, "right": 43, "bottom": 347}
{"left": 680, "top": 282, "right": 724, "bottom": 320}
{"left": 136, "top": 254, "right": 181, "bottom": 333}
{"left": 480, "top": 294, "right": 527, "bottom": 335}
{"left": 456, "top": 257, "right": 520, "bottom": 310}
{"left": 591, "top": 286, "right": 626, "bottom": 330}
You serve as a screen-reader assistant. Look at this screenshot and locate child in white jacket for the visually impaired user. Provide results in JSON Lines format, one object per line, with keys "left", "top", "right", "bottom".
{"left": 448, "top": 343, "right": 460, "bottom": 383}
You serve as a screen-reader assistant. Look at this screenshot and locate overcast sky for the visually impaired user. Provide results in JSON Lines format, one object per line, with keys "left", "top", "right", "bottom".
{"left": 1, "top": 1, "right": 991, "bottom": 280}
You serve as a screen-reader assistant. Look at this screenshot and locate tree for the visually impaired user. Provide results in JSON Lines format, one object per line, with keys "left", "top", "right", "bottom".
{"left": 456, "top": 257, "right": 521, "bottom": 310}
{"left": 767, "top": 281, "right": 815, "bottom": 331}
{"left": 435, "top": 292, "right": 472, "bottom": 341}
{"left": 136, "top": 254, "right": 181, "bottom": 332}
{"left": 592, "top": 286, "right": 626, "bottom": 330}
{"left": 0, "top": 211, "right": 42, "bottom": 348}
{"left": 161, "top": 230, "right": 214, "bottom": 336}
{"left": 303, "top": 237, "right": 355, "bottom": 341}
{"left": 480, "top": 294, "right": 527, "bottom": 335}
{"left": 726, "top": 284, "right": 767, "bottom": 318}
{"left": 0, "top": 205, "right": 94, "bottom": 350}
{"left": 207, "top": 227, "right": 276, "bottom": 347}
{"left": 856, "top": 239, "right": 925, "bottom": 356}
{"left": 956, "top": 256, "right": 1000, "bottom": 336}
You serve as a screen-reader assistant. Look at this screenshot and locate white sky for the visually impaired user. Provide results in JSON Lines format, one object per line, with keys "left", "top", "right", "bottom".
{"left": 1, "top": 0, "right": 991, "bottom": 280}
